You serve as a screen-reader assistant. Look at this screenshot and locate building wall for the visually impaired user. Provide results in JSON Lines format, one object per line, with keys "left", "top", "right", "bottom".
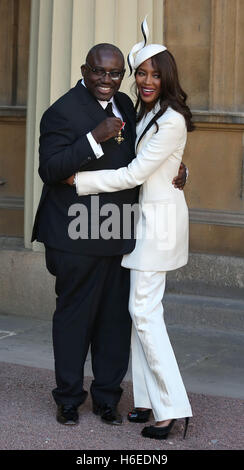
{"left": 164, "top": 0, "right": 244, "bottom": 256}
{"left": 0, "top": 0, "right": 30, "bottom": 236}
{"left": 0, "top": 0, "right": 243, "bottom": 257}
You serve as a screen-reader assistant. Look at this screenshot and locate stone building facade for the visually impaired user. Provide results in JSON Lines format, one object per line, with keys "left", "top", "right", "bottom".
{"left": 0, "top": 0, "right": 243, "bottom": 318}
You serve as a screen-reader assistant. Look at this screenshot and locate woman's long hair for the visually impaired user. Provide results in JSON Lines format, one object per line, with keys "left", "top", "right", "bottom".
{"left": 134, "top": 50, "right": 194, "bottom": 132}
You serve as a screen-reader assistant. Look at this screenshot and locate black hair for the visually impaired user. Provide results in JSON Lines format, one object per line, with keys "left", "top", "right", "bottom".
{"left": 134, "top": 50, "right": 194, "bottom": 132}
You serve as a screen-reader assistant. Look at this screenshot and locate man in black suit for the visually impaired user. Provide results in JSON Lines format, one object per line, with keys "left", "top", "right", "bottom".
{"left": 32, "top": 43, "right": 185, "bottom": 426}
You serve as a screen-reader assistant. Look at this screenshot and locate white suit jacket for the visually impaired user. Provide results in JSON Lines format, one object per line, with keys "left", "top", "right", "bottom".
{"left": 76, "top": 103, "right": 189, "bottom": 272}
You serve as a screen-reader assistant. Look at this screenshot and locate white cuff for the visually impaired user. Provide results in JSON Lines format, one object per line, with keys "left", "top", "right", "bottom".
{"left": 75, "top": 172, "right": 98, "bottom": 195}
{"left": 74, "top": 173, "right": 80, "bottom": 195}
{"left": 86, "top": 132, "right": 104, "bottom": 158}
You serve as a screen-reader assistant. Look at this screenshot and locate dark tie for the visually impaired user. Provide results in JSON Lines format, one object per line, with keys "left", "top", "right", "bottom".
{"left": 105, "top": 102, "right": 115, "bottom": 117}
{"left": 105, "top": 102, "right": 125, "bottom": 144}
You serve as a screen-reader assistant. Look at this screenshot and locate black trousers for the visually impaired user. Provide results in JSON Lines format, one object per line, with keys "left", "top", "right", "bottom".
{"left": 45, "top": 247, "right": 131, "bottom": 408}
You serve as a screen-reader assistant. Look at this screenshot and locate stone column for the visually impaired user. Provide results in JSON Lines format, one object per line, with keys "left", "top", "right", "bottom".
{"left": 24, "top": 0, "right": 165, "bottom": 250}
{"left": 24, "top": 0, "right": 53, "bottom": 250}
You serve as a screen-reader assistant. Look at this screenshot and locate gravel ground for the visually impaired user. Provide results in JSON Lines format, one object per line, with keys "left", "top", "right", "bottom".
{"left": 0, "top": 361, "right": 243, "bottom": 452}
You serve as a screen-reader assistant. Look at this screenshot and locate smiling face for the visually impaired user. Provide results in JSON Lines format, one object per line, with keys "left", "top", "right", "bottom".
{"left": 81, "top": 48, "right": 125, "bottom": 101}
{"left": 135, "top": 58, "right": 162, "bottom": 110}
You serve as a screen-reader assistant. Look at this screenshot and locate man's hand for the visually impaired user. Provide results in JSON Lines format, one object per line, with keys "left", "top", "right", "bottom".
{"left": 92, "top": 117, "right": 123, "bottom": 143}
{"left": 62, "top": 175, "right": 75, "bottom": 186}
{"left": 172, "top": 162, "right": 187, "bottom": 190}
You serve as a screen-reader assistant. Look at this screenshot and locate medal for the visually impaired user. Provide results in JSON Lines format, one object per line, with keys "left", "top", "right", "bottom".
{"left": 115, "top": 122, "right": 126, "bottom": 144}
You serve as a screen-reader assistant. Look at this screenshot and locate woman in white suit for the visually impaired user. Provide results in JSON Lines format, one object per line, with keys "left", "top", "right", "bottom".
{"left": 69, "top": 33, "right": 194, "bottom": 439}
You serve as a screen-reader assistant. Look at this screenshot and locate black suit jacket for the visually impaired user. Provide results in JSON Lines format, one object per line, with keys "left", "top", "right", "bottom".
{"left": 32, "top": 81, "right": 139, "bottom": 256}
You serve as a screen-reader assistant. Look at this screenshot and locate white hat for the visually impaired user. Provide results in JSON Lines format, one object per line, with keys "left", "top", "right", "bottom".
{"left": 127, "top": 17, "right": 167, "bottom": 75}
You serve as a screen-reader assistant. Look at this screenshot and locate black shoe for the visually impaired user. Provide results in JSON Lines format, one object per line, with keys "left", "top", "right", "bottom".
{"left": 141, "top": 418, "right": 189, "bottom": 440}
{"left": 93, "top": 403, "right": 123, "bottom": 426}
{"left": 56, "top": 404, "right": 79, "bottom": 425}
{"left": 128, "top": 408, "right": 151, "bottom": 423}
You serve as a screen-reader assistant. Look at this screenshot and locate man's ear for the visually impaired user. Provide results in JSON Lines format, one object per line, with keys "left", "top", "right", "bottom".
{"left": 80, "top": 64, "right": 86, "bottom": 76}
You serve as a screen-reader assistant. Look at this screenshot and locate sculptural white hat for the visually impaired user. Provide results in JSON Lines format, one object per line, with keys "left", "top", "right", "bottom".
{"left": 127, "top": 17, "right": 167, "bottom": 75}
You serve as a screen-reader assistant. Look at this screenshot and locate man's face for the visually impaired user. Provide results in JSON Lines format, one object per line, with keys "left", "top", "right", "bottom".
{"left": 81, "top": 49, "right": 125, "bottom": 101}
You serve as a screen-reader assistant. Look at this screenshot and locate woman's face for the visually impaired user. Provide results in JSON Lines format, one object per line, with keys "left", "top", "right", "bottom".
{"left": 135, "top": 58, "right": 161, "bottom": 109}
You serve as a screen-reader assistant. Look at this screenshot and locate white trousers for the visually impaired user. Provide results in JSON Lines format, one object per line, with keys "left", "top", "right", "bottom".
{"left": 129, "top": 269, "right": 193, "bottom": 422}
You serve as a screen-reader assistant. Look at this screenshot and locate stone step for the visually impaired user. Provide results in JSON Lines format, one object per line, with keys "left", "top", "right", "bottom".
{"left": 166, "top": 252, "right": 244, "bottom": 300}
{"left": 0, "top": 240, "right": 243, "bottom": 332}
{"left": 164, "top": 293, "right": 244, "bottom": 333}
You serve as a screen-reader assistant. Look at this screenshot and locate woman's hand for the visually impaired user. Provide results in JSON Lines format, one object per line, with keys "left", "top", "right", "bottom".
{"left": 62, "top": 175, "right": 75, "bottom": 186}
{"left": 172, "top": 162, "right": 187, "bottom": 190}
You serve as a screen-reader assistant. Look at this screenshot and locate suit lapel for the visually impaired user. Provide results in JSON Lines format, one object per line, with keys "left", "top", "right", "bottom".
{"left": 73, "top": 82, "right": 136, "bottom": 137}
{"left": 136, "top": 109, "right": 163, "bottom": 150}
{"left": 135, "top": 102, "right": 162, "bottom": 150}
{"left": 73, "top": 83, "right": 135, "bottom": 159}
{"left": 73, "top": 81, "right": 108, "bottom": 126}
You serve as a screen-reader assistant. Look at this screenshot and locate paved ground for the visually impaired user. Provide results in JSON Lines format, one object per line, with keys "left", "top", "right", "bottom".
{"left": 0, "top": 312, "right": 243, "bottom": 453}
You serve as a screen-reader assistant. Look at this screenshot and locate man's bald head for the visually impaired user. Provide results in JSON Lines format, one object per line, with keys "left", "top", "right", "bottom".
{"left": 86, "top": 43, "right": 125, "bottom": 66}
